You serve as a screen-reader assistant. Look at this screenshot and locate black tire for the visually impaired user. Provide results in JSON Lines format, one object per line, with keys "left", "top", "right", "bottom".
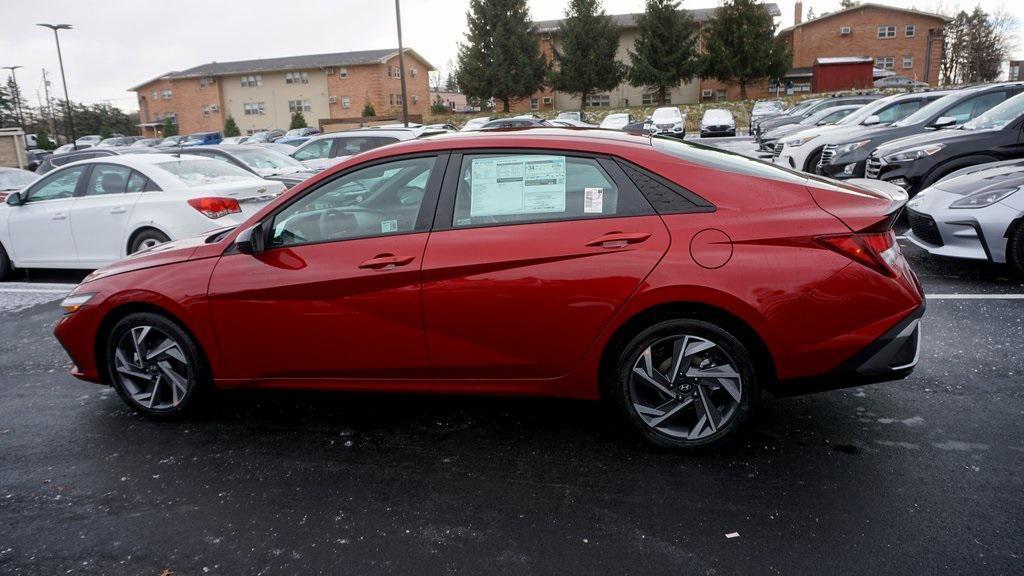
{"left": 128, "top": 229, "right": 170, "bottom": 255}
{"left": 610, "top": 319, "right": 758, "bottom": 451}
{"left": 106, "top": 312, "right": 210, "bottom": 419}
{"left": 804, "top": 148, "right": 823, "bottom": 173}
{"left": 0, "top": 242, "right": 11, "bottom": 281}
{"left": 1008, "top": 221, "right": 1024, "bottom": 277}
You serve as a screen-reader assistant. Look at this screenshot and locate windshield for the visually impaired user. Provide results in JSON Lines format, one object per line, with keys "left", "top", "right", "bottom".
{"left": 893, "top": 92, "right": 965, "bottom": 127}
{"left": 233, "top": 148, "right": 306, "bottom": 173}
{"left": 752, "top": 101, "right": 783, "bottom": 114}
{"left": 963, "top": 92, "right": 1024, "bottom": 131}
{"left": 155, "top": 158, "right": 256, "bottom": 187}
{"left": 784, "top": 99, "right": 820, "bottom": 116}
{"left": 0, "top": 169, "right": 36, "bottom": 191}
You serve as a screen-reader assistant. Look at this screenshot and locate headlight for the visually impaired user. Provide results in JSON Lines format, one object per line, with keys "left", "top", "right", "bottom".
{"left": 883, "top": 144, "right": 945, "bottom": 163}
{"left": 949, "top": 187, "right": 1017, "bottom": 209}
{"left": 835, "top": 139, "right": 871, "bottom": 156}
{"left": 785, "top": 134, "right": 819, "bottom": 147}
{"left": 60, "top": 293, "right": 95, "bottom": 314}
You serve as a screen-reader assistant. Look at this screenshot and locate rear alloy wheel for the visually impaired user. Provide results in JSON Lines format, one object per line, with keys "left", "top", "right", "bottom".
{"left": 614, "top": 319, "right": 757, "bottom": 450}
{"left": 129, "top": 229, "right": 170, "bottom": 254}
{"left": 107, "top": 313, "right": 207, "bottom": 418}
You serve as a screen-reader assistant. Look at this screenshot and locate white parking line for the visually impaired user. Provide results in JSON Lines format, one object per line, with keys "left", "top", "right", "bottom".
{"left": 926, "top": 294, "right": 1024, "bottom": 299}
{"left": 0, "top": 288, "right": 72, "bottom": 294}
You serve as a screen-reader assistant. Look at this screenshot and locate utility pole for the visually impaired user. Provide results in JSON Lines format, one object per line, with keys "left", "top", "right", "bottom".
{"left": 395, "top": 0, "right": 409, "bottom": 127}
{"left": 2, "top": 66, "right": 26, "bottom": 128}
{"left": 37, "top": 23, "right": 77, "bottom": 148}
{"left": 42, "top": 68, "right": 57, "bottom": 136}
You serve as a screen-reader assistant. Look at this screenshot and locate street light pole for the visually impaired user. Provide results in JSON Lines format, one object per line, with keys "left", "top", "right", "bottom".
{"left": 395, "top": 0, "right": 409, "bottom": 127}
{"left": 2, "top": 66, "right": 25, "bottom": 128}
{"left": 37, "top": 24, "right": 77, "bottom": 149}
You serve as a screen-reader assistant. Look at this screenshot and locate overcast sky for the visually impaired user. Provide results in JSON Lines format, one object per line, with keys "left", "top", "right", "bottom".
{"left": 1, "top": 0, "right": 1020, "bottom": 112}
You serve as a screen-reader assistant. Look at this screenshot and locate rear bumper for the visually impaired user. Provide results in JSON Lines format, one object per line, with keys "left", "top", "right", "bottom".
{"left": 770, "top": 303, "right": 924, "bottom": 396}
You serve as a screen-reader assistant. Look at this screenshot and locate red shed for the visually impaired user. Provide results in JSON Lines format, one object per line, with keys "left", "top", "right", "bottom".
{"left": 812, "top": 57, "right": 874, "bottom": 92}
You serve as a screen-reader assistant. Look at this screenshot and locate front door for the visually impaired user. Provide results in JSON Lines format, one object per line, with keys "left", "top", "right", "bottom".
{"left": 6, "top": 165, "right": 87, "bottom": 267}
{"left": 70, "top": 163, "right": 148, "bottom": 266}
{"left": 421, "top": 152, "right": 670, "bottom": 380}
{"left": 207, "top": 153, "right": 447, "bottom": 381}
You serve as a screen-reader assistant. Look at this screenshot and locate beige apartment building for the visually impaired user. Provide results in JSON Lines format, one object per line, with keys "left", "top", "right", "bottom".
{"left": 131, "top": 48, "right": 433, "bottom": 136}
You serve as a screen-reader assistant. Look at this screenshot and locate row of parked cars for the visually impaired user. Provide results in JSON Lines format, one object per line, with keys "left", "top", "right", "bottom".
{"left": 751, "top": 82, "right": 1024, "bottom": 273}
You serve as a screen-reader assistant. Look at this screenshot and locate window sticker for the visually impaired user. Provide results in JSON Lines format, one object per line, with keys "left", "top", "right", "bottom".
{"left": 381, "top": 220, "right": 398, "bottom": 233}
{"left": 469, "top": 155, "right": 566, "bottom": 217}
{"left": 584, "top": 187, "right": 604, "bottom": 213}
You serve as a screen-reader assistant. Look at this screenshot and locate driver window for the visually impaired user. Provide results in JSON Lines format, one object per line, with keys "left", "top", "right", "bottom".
{"left": 25, "top": 166, "right": 87, "bottom": 202}
{"left": 269, "top": 156, "right": 437, "bottom": 247}
{"left": 293, "top": 139, "right": 332, "bottom": 161}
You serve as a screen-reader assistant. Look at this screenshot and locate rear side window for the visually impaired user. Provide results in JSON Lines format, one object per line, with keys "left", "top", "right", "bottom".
{"left": 293, "top": 139, "right": 332, "bottom": 161}
{"left": 84, "top": 164, "right": 133, "bottom": 195}
{"left": 451, "top": 153, "right": 649, "bottom": 228}
{"left": 943, "top": 92, "right": 1007, "bottom": 124}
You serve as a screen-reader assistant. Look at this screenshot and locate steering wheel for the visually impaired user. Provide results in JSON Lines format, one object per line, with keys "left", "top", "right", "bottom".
{"left": 318, "top": 208, "right": 357, "bottom": 240}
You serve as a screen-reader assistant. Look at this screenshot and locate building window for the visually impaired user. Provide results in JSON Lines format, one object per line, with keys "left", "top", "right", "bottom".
{"left": 410, "top": 68, "right": 417, "bottom": 77}
{"left": 164, "top": 112, "right": 177, "bottom": 123}
{"left": 701, "top": 89, "right": 713, "bottom": 98}
{"left": 877, "top": 25, "right": 896, "bottom": 39}
{"left": 342, "top": 96, "right": 351, "bottom": 109}
{"left": 585, "top": 94, "right": 610, "bottom": 107}
{"left": 241, "top": 75, "right": 263, "bottom": 87}
{"left": 244, "top": 102, "right": 265, "bottom": 115}
{"left": 152, "top": 91, "right": 158, "bottom": 100}
{"left": 202, "top": 105, "right": 211, "bottom": 117}
{"left": 394, "top": 66, "right": 402, "bottom": 78}
{"left": 161, "top": 90, "right": 172, "bottom": 100}
{"left": 530, "top": 97, "right": 539, "bottom": 110}
{"left": 716, "top": 89, "right": 727, "bottom": 101}
{"left": 199, "top": 76, "right": 214, "bottom": 88}
{"left": 905, "top": 24, "right": 916, "bottom": 37}
{"left": 876, "top": 56, "right": 895, "bottom": 70}
{"left": 394, "top": 93, "right": 404, "bottom": 106}
{"left": 288, "top": 99, "right": 312, "bottom": 113}
{"left": 542, "top": 96, "right": 552, "bottom": 104}
{"left": 642, "top": 93, "right": 660, "bottom": 106}
{"left": 339, "top": 67, "right": 348, "bottom": 79}
{"left": 903, "top": 55, "right": 914, "bottom": 69}
{"left": 285, "top": 72, "right": 309, "bottom": 85}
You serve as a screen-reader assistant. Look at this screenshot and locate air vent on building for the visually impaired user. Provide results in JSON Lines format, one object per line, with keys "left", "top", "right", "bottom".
{"left": 329, "top": 96, "right": 338, "bottom": 104}
{"left": 840, "top": 26, "right": 851, "bottom": 35}
{"left": 209, "top": 105, "right": 219, "bottom": 112}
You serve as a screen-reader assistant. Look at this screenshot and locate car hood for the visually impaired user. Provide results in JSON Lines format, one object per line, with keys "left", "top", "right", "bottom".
{"left": 872, "top": 127, "right": 997, "bottom": 157}
{"left": 82, "top": 231, "right": 226, "bottom": 283}
{"left": 933, "top": 161, "right": 1024, "bottom": 196}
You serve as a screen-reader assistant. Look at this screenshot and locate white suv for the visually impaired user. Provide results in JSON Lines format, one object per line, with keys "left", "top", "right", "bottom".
{"left": 649, "top": 107, "right": 686, "bottom": 138}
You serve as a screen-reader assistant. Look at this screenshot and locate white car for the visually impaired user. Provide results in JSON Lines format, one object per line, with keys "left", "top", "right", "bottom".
{"left": 699, "top": 109, "right": 736, "bottom": 138}
{"left": 774, "top": 90, "right": 952, "bottom": 172}
{"left": 290, "top": 128, "right": 422, "bottom": 171}
{"left": 0, "top": 154, "right": 284, "bottom": 275}
{"left": 459, "top": 117, "right": 492, "bottom": 131}
{"left": 650, "top": 107, "right": 686, "bottom": 137}
{"left": 599, "top": 113, "right": 633, "bottom": 130}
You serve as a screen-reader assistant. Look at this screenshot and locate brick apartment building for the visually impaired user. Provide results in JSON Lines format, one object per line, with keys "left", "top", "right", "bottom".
{"left": 130, "top": 48, "right": 433, "bottom": 137}
{"left": 519, "top": 1, "right": 948, "bottom": 110}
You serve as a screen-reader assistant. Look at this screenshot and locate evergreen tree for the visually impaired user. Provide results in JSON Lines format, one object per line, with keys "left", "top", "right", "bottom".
{"left": 161, "top": 116, "right": 178, "bottom": 137}
{"left": 361, "top": 102, "right": 376, "bottom": 117}
{"left": 35, "top": 131, "right": 55, "bottom": 150}
{"left": 456, "top": 0, "right": 548, "bottom": 112}
{"left": 702, "top": 0, "right": 791, "bottom": 100}
{"left": 839, "top": 0, "right": 859, "bottom": 8}
{"left": 627, "top": 0, "right": 701, "bottom": 105}
{"left": 289, "top": 111, "right": 308, "bottom": 129}
{"left": 942, "top": 7, "right": 1012, "bottom": 84}
{"left": 549, "top": 0, "right": 625, "bottom": 113}
{"left": 430, "top": 94, "right": 449, "bottom": 115}
{"left": 99, "top": 125, "right": 112, "bottom": 140}
{"left": 223, "top": 115, "right": 240, "bottom": 137}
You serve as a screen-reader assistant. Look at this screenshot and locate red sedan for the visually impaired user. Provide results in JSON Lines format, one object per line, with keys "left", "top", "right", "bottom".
{"left": 53, "top": 129, "right": 923, "bottom": 449}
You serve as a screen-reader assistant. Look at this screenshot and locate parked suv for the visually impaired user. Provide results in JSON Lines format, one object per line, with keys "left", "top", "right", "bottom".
{"left": 291, "top": 127, "right": 425, "bottom": 171}
{"left": 757, "top": 94, "right": 883, "bottom": 151}
{"left": 820, "top": 83, "right": 1024, "bottom": 180}
{"left": 182, "top": 131, "right": 223, "bottom": 147}
{"left": 866, "top": 91, "right": 1024, "bottom": 194}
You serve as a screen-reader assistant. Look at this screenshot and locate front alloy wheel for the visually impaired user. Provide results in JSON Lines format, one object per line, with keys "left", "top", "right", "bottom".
{"left": 615, "top": 320, "right": 757, "bottom": 449}
{"left": 107, "top": 313, "right": 207, "bottom": 417}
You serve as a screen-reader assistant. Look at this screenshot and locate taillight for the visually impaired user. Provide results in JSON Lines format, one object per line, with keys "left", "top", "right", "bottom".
{"left": 187, "top": 197, "right": 241, "bottom": 219}
{"left": 815, "top": 230, "right": 899, "bottom": 276}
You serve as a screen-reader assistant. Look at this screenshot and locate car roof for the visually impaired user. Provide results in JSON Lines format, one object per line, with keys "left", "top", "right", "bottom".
{"left": 305, "top": 129, "right": 419, "bottom": 142}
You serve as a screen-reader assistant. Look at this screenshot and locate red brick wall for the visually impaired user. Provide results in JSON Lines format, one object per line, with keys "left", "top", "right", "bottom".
{"left": 325, "top": 53, "right": 432, "bottom": 120}
{"left": 135, "top": 77, "right": 224, "bottom": 136}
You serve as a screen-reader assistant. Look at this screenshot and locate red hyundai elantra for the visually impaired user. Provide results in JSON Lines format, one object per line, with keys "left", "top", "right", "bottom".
{"left": 53, "top": 129, "right": 923, "bottom": 449}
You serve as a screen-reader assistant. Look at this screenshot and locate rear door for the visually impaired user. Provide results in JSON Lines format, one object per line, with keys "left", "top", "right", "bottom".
{"left": 70, "top": 163, "right": 149, "bottom": 265}
{"left": 420, "top": 151, "right": 670, "bottom": 380}
{"left": 5, "top": 165, "right": 87, "bottom": 267}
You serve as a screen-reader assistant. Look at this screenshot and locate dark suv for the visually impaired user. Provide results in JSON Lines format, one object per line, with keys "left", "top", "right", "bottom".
{"left": 820, "top": 83, "right": 1024, "bottom": 180}
{"left": 756, "top": 94, "right": 882, "bottom": 151}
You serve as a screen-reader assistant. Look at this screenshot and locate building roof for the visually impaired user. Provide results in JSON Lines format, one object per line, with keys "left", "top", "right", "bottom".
{"left": 778, "top": 3, "right": 950, "bottom": 34}
{"left": 816, "top": 56, "right": 874, "bottom": 65}
{"left": 533, "top": 3, "right": 781, "bottom": 32}
{"left": 130, "top": 48, "right": 433, "bottom": 91}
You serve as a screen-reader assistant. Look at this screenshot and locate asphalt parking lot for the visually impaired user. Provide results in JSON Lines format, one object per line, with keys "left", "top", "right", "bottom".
{"left": 1, "top": 143, "right": 1022, "bottom": 575}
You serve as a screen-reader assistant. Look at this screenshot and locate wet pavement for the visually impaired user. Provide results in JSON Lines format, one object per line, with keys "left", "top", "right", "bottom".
{"left": 0, "top": 241, "right": 1022, "bottom": 575}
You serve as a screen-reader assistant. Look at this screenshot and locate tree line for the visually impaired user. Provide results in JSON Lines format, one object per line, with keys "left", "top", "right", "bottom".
{"left": 455, "top": 0, "right": 790, "bottom": 113}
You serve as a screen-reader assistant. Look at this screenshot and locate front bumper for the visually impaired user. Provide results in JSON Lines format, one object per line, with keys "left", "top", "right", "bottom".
{"left": 771, "top": 303, "right": 925, "bottom": 396}
{"left": 818, "top": 158, "right": 867, "bottom": 179}
{"left": 701, "top": 126, "right": 736, "bottom": 137}
{"left": 904, "top": 189, "right": 1017, "bottom": 263}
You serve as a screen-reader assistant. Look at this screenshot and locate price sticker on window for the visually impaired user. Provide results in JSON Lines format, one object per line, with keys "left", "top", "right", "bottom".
{"left": 584, "top": 187, "right": 604, "bottom": 213}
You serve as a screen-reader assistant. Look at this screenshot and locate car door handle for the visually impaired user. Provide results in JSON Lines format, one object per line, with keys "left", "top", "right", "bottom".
{"left": 585, "top": 231, "right": 652, "bottom": 249}
{"left": 358, "top": 254, "right": 416, "bottom": 270}
{"left": 109, "top": 207, "right": 127, "bottom": 214}
{"left": 51, "top": 213, "right": 67, "bottom": 221}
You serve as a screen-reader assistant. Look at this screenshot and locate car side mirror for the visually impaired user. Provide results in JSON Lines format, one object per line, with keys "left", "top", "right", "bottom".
{"left": 5, "top": 192, "right": 23, "bottom": 206}
{"left": 863, "top": 115, "right": 881, "bottom": 126}
{"left": 816, "top": 120, "right": 827, "bottom": 126}
{"left": 931, "top": 116, "right": 956, "bottom": 129}
{"left": 235, "top": 222, "right": 266, "bottom": 255}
